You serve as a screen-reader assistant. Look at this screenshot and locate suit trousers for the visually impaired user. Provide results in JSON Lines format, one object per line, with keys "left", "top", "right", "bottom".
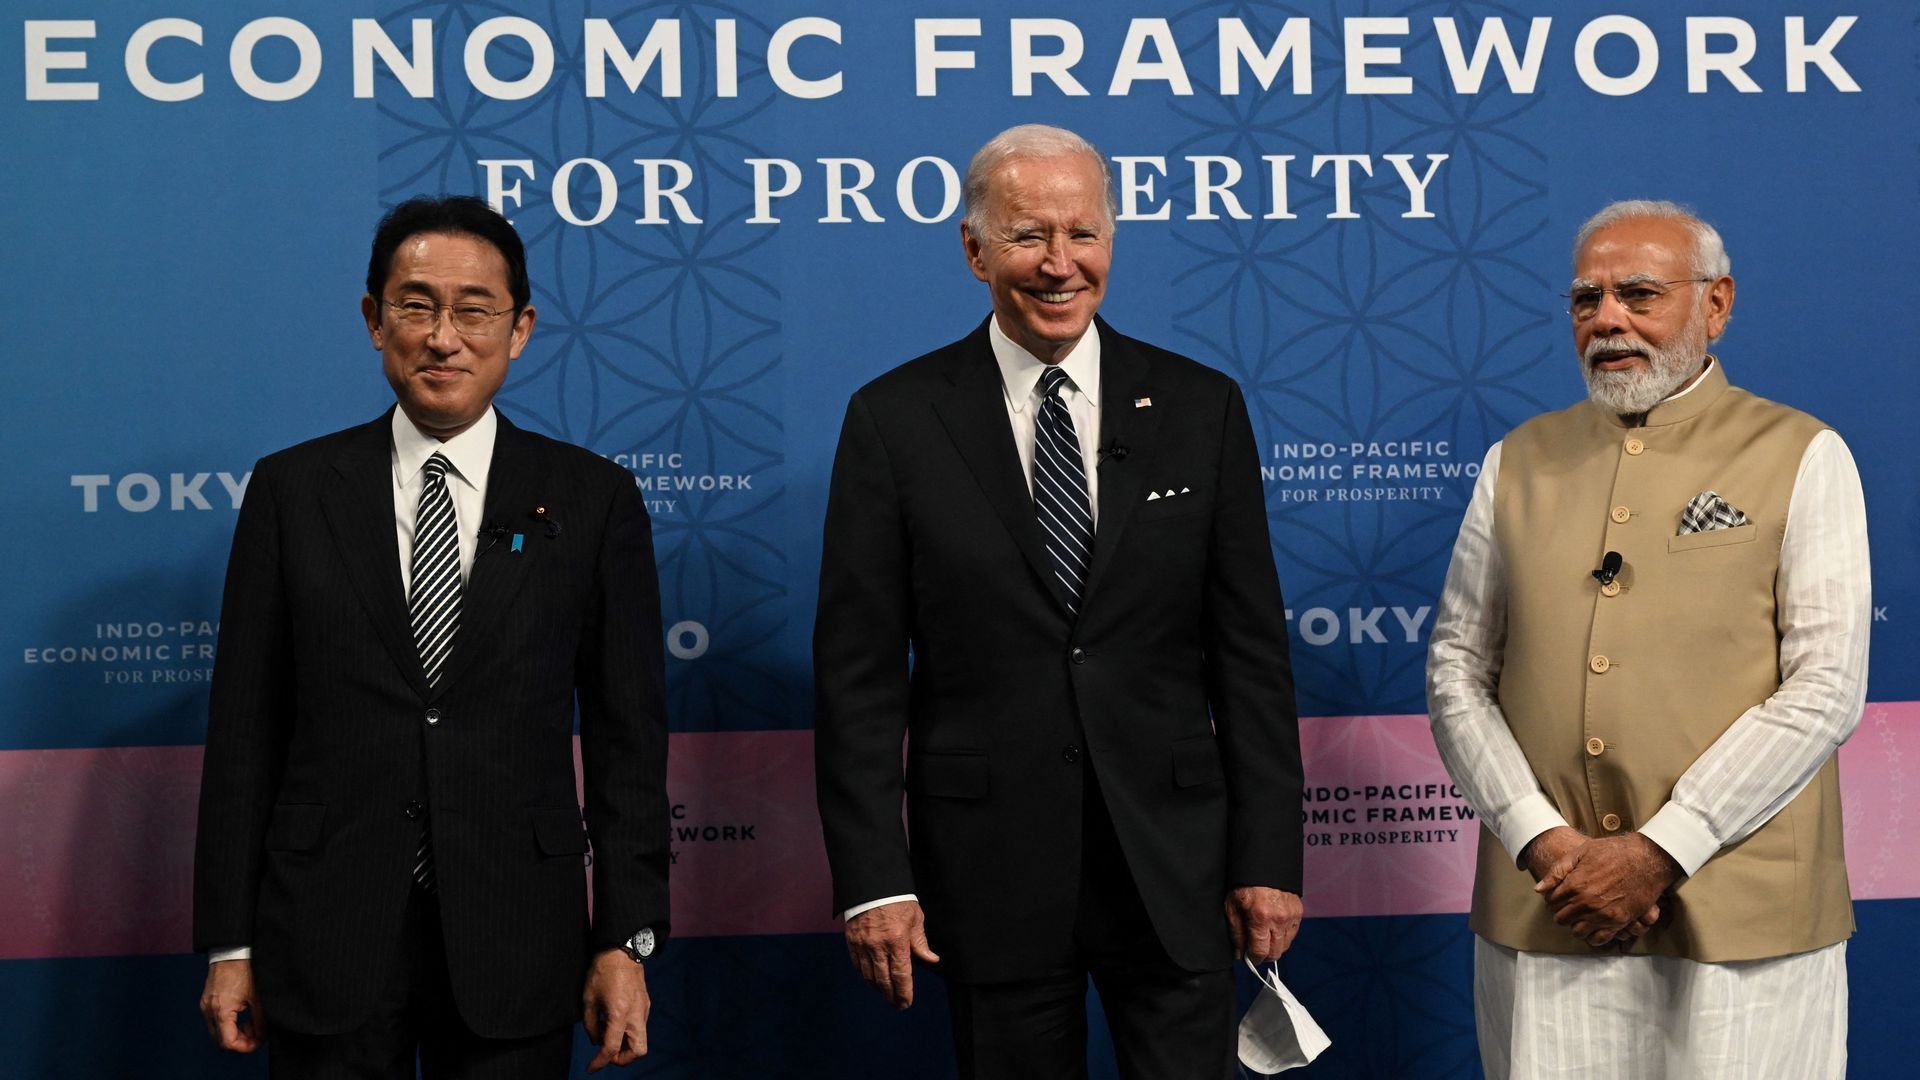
{"left": 944, "top": 774, "right": 1237, "bottom": 1080}
{"left": 267, "top": 884, "right": 574, "bottom": 1080}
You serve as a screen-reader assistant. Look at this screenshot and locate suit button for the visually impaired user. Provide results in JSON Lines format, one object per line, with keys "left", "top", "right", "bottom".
{"left": 1585, "top": 737, "right": 1606, "bottom": 757}
{"left": 1062, "top": 745, "right": 1081, "bottom": 764}
{"left": 1589, "top": 655, "right": 1610, "bottom": 674}
{"left": 1069, "top": 648, "right": 1087, "bottom": 665}
{"left": 1610, "top": 505, "right": 1631, "bottom": 524}
{"left": 1625, "top": 438, "right": 1645, "bottom": 456}
{"left": 425, "top": 708, "right": 441, "bottom": 725}
{"left": 1601, "top": 813, "right": 1623, "bottom": 832}
{"left": 404, "top": 800, "right": 422, "bottom": 819}
{"left": 1600, "top": 580, "right": 1621, "bottom": 597}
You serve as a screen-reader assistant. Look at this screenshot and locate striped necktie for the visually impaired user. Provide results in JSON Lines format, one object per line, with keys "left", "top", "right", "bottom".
{"left": 1033, "top": 365, "right": 1094, "bottom": 613}
{"left": 407, "top": 452, "right": 461, "bottom": 889}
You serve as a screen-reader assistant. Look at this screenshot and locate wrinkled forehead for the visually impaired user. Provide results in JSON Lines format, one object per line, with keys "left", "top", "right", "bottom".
{"left": 983, "top": 153, "right": 1109, "bottom": 219}
{"left": 1572, "top": 217, "right": 1697, "bottom": 283}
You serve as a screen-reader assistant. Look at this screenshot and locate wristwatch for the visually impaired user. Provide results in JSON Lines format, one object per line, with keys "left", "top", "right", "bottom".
{"left": 620, "top": 927, "right": 656, "bottom": 964}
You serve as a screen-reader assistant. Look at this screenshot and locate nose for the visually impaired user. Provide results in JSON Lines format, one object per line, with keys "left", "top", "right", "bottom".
{"left": 1039, "top": 236, "right": 1074, "bottom": 279}
{"left": 1586, "top": 290, "right": 1632, "bottom": 335}
{"left": 424, "top": 308, "right": 464, "bottom": 353}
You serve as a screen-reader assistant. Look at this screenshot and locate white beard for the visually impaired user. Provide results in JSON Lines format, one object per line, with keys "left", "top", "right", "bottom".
{"left": 1581, "top": 312, "right": 1709, "bottom": 415}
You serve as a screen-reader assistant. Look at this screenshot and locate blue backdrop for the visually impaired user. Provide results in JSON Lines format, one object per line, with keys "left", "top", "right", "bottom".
{"left": 5, "top": 2, "right": 1917, "bottom": 1075}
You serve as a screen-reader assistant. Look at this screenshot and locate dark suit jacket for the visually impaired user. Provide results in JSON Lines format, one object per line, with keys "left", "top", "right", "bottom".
{"left": 193, "top": 409, "right": 669, "bottom": 1038}
{"left": 814, "top": 317, "right": 1302, "bottom": 984}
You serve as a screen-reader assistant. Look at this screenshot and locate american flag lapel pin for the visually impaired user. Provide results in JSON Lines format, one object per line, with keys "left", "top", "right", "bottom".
{"left": 1134, "top": 396, "right": 1153, "bottom": 408}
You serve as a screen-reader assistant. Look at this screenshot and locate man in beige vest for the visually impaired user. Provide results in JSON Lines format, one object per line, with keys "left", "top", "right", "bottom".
{"left": 1427, "top": 200, "right": 1870, "bottom": 1078}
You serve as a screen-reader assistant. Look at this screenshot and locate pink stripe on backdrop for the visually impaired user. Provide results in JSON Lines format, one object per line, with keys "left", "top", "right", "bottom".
{"left": 1297, "top": 701, "right": 1920, "bottom": 918}
{"left": 1, "top": 706, "right": 1915, "bottom": 959}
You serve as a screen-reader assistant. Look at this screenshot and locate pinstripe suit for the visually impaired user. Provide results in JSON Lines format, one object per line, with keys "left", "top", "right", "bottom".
{"left": 192, "top": 408, "right": 669, "bottom": 1040}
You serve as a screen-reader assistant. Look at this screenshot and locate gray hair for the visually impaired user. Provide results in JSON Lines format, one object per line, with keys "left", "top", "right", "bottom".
{"left": 961, "top": 124, "right": 1117, "bottom": 240}
{"left": 1573, "top": 199, "right": 1731, "bottom": 279}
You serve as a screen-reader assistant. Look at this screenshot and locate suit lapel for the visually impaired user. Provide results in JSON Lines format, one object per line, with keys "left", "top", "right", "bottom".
{"left": 1083, "top": 321, "right": 1162, "bottom": 611}
{"left": 320, "top": 412, "right": 432, "bottom": 701}
{"left": 428, "top": 414, "right": 547, "bottom": 697}
{"left": 932, "top": 321, "right": 1068, "bottom": 615}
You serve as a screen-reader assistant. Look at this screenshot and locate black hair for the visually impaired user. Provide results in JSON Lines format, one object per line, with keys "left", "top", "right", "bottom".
{"left": 365, "top": 195, "right": 530, "bottom": 314}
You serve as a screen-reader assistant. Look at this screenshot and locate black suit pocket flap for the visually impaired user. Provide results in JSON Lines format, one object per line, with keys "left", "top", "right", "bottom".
{"left": 1171, "top": 736, "right": 1224, "bottom": 788}
{"left": 265, "top": 803, "right": 326, "bottom": 851}
{"left": 531, "top": 807, "right": 588, "bottom": 856}
{"left": 917, "top": 751, "right": 989, "bottom": 800}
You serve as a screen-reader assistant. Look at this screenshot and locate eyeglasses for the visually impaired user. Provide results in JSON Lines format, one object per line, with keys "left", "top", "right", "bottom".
{"left": 384, "top": 298, "right": 516, "bottom": 335}
{"left": 1562, "top": 278, "right": 1710, "bottom": 320}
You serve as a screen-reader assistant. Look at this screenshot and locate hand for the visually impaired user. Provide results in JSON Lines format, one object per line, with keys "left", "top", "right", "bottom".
{"left": 581, "top": 949, "right": 650, "bottom": 1072}
{"left": 1225, "top": 887, "right": 1304, "bottom": 964}
{"left": 1520, "top": 826, "right": 1587, "bottom": 882}
{"left": 1537, "top": 833, "right": 1680, "bottom": 947}
{"left": 845, "top": 900, "right": 940, "bottom": 1010}
{"left": 200, "top": 958, "right": 264, "bottom": 1053}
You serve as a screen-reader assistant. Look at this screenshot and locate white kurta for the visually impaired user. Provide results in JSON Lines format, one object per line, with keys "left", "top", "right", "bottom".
{"left": 1427, "top": 400, "right": 1871, "bottom": 1078}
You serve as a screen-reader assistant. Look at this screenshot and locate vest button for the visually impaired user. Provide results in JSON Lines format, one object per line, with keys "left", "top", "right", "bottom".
{"left": 1600, "top": 580, "right": 1621, "bottom": 597}
{"left": 425, "top": 708, "right": 441, "bottom": 725}
{"left": 1625, "top": 438, "right": 1645, "bottom": 456}
{"left": 1601, "top": 813, "right": 1623, "bottom": 832}
{"left": 1070, "top": 648, "right": 1087, "bottom": 665}
{"left": 1589, "top": 655, "right": 1610, "bottom": 674}
{"left": 1610, "top": 505, "right": 1631, "bottom": 524}
{"left": 1585, "top": 737, "right": 1606, "bottom": 757}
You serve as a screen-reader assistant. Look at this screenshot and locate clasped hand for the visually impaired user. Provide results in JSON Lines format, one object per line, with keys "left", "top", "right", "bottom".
{"left": 1526, "top": 826, "right": 1676, "bottom": 947}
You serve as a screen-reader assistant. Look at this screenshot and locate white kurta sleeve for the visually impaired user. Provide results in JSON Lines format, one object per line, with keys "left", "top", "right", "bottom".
{"left": 1639, "top": 430, "right": 1872, "bottom": 875}
{"left": 1428, "top": 443, "right": 1571, "bottom": 865}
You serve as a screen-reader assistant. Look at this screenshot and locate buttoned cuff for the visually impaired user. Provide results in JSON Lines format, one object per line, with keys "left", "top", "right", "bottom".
{"left": 1639, "top": 802, "right": 1718, "bottom": 878}
{"left": 1499, "top": 795, "right": 1571, "bottom": 868}
{"left": 842, "top": 894, "right": 918, "bottom": 922}
{"left": 208, "top": 946, "right": 251, "bottom": 965}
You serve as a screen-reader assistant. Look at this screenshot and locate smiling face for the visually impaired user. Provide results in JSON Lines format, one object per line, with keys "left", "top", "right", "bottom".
{"left": 961, "top": 151, "right": 1112, "bottom": 364}
{"left": 361, "top": 232, "right": 535, "bottom": 439}
{"left": 1571, "top": 215, "right": 1733, "bottom": 413}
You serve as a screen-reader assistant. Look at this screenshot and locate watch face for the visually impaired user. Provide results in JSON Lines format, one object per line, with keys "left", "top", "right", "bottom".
{"left": 631, "top": 928, "right": 656, "bottom": 958}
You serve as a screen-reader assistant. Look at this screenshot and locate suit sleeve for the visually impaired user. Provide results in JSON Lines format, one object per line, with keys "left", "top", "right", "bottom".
{"left": 813, "top": 392, "right": 917, "bottom": 913}
{"left": 1202, "top": 382, "right": 1305, "bottom": 894}
{"left": 193, "top": 459, "right": 294, "bottom": 951}
{"left": 576, "top": 475, "right": 672, "bottom": 950}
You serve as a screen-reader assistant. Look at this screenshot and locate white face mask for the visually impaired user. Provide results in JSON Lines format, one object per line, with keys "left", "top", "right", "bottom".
{"left": 1237, "top": 959, "right": 1331, "bottom": 1074}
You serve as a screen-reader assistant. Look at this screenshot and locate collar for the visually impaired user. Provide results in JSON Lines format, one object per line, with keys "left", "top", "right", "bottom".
{"left": 989, "top": 314, "right": 1102, "bottom": 414}
{"left": 1605, "top": 355, "right": 1730, "bottom": 429}
{"left": 391, "top": 406, "right": 497, "bottom": 492}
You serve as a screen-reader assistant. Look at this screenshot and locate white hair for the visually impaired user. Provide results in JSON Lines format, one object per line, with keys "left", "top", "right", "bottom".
{"left": 1573, "top": 199, "right": 1731, "bottom": 279}
{"left": 961, "top": 124, "right": 1116, "bottom": 239}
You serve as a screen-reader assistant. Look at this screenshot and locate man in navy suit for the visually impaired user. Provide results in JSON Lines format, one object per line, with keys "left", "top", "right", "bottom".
{"left": 194, "top": 196, "right": 669, "bottom": 1078}
{"left": 814, "top": 124, "right": 1306, "bottom": 1078}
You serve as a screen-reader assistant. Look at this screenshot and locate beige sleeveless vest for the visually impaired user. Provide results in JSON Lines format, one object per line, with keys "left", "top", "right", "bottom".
{"left": 1473, "top": 359, "right": 1853, "bottom": 961}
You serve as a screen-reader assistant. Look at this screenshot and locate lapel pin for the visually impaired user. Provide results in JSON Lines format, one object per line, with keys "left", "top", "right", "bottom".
{"left": 1134, "top": 397, "right": 1153, "bottom": 408}
{"left": 511, "top": 534, "right": 525, "bottom": 553}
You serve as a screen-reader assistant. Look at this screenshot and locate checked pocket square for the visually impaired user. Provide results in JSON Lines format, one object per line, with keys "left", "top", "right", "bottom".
{"left": 1678, "top": 490, "right": 1749, "bottom": 535}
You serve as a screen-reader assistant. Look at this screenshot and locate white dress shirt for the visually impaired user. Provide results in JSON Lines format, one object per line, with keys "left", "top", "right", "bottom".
{"left": 208, "top": 407, "right": 498, "bottom": 965}
{"left": 843, "top": 318, "right": 1105, "bottom": 923}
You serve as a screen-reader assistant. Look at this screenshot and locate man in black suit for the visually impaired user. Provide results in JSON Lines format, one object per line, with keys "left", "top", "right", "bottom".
{"left": 193, "top": 196, "right": 669, "bottom": 1078}
{"left": 814, "top": 124, "right": 1305, "bottom": 1078}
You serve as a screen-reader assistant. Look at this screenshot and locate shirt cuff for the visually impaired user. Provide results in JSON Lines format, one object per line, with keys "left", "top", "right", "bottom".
{"left": 1499, "top": 795, "right": 1571, "bottom": 868}
{"left": 208, "top": 946, "right": 251, "bottom": 965}
{"left": 842, "top": 894, "right": 918, "bottom": 922}
{"left": 1638, "top": 801, "right": 1718, "bottom": 878}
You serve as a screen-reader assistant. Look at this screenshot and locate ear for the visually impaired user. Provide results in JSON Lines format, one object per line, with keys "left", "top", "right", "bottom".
{"left": 960, "top": 220, "right": 989, "bottom": 283}
{"left": 507, "top": 304, "right": 537, "bottom": 361}
{"left": 1702, "top": 275, "right": 1734, "bottom": 339}
{"left": 361, "top": 294, "right": 383, "bottom": 348}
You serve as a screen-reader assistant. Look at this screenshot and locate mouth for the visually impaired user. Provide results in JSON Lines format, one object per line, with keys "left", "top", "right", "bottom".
{"left": 1586, "top": 343, "right": 1647, "bottom": 371}
{"left": 1029, "top": 289, "right": 1080, "bottom": 306}
{"left": 419, "top": 365, "right": 467, "bottom": 378}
